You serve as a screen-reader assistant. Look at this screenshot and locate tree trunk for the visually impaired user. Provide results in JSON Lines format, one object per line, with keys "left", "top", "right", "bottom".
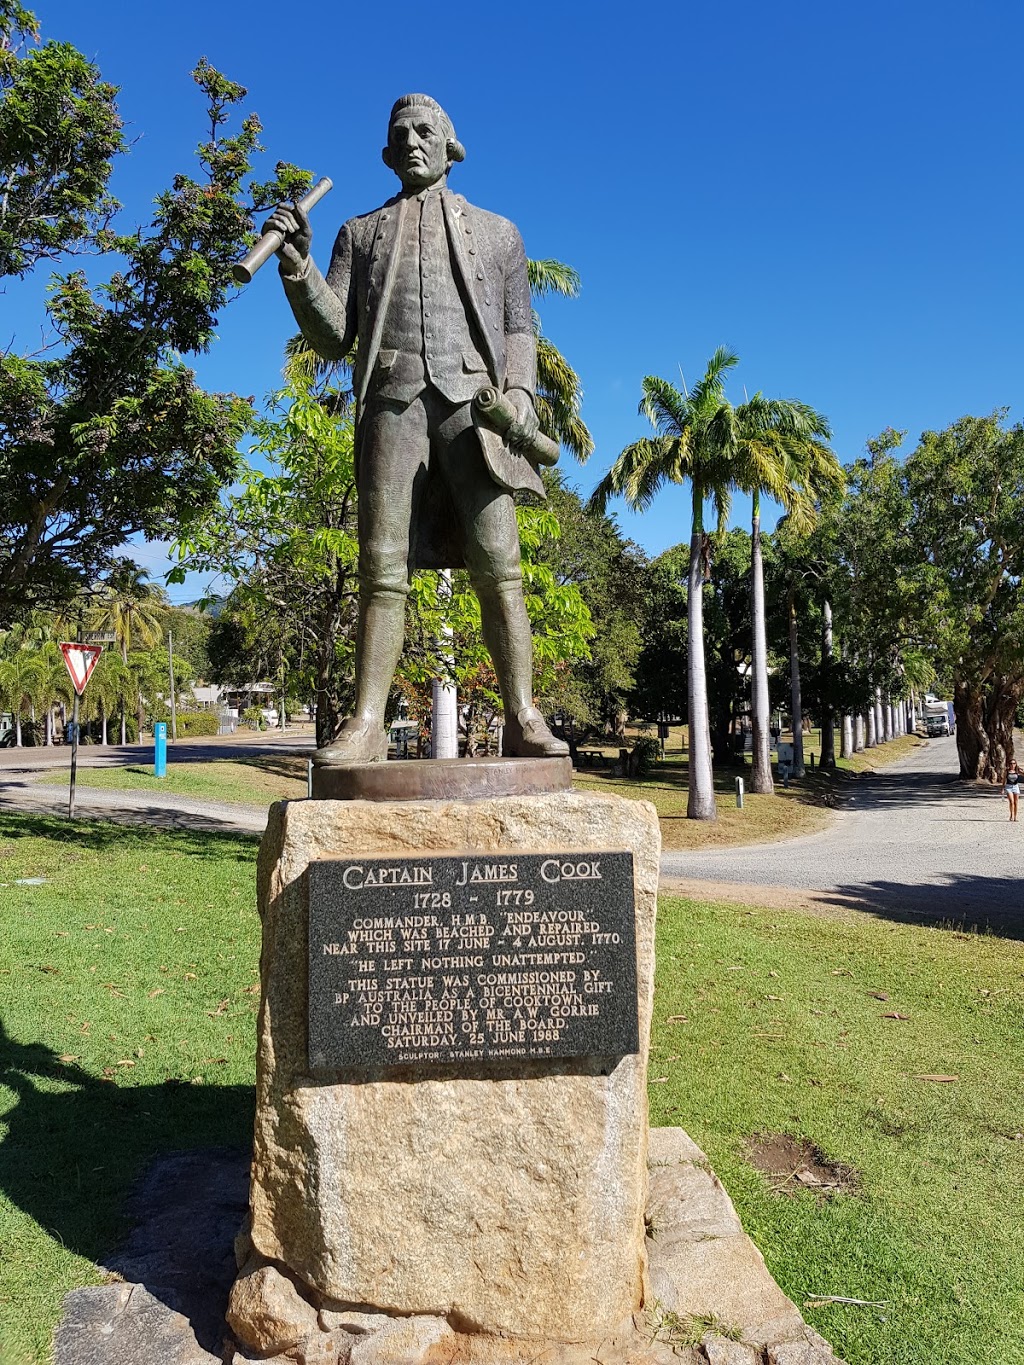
{"left": 854, "top": 713, "right": 864, "bottom": 751}
{"left": 819, "top": 599, "right": 835, "bottom": 769}
{"left": 841, "top": 714, "right": 853, "bottom": 759}
{"left": 749, "top": 496, "right": 773, "bottom": 794}
{"left": 883, "top": 697, "right": 893, "bottom": 743}
{"left": 788, "top": 590, "right": 805, "bottom": 777}
{"left": 120, "top": 641, "right": 128, "bottom": 744}
{"left": 954, "top": 676, "right": 1021, "bottom": 781}
{"left": 865, "top": 706, "right": 875, "bottom": 747}
{"left": 687, "top": 513, "right": 717, "bottom": 821}
{"left": 873, "top": 689, "right": 884, "bottom": 745}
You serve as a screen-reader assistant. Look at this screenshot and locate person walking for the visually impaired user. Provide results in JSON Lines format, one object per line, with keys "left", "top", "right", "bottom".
{"left": 1004, "top": 759, "right": 1021, "bottom": 822}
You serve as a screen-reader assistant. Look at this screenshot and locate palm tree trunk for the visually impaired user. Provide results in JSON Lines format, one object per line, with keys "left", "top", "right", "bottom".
{"left": 874, "top": 688, "right": 884, "bottom": 745}
{"left": 841, "top": 714, "right": 853, "bottom": 758}
{"left": 788, "top": 590, "right": 805, "bottom": 777}
{"left": 120, "top": 640, "right": 128, "bottom": 744}
{"left": 865, "top": 705, "right": 876, "bottom": 747}
{"left": 687, "top": 498, "right": 717, "bottom": 821}
{"left": 883, "top": 698, "right": 893, "bottom": 743}
{"left": 854, "top": 713, "right": 865, "bottom": 751}
{"left": 820, "top": 599, "right": 835, "bottom": 769}
{"left": 749, "top": 492, "right": 773, "bottom": 795}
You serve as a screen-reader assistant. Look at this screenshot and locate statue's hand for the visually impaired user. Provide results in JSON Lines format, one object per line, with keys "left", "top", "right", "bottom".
{"left": 507, "top": 389, "right": 539, "bottom": 450}
{"left": 263, "top": 202, "right": 313, "bottom": 275}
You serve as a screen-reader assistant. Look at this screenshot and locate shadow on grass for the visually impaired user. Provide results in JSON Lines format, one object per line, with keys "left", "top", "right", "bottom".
{"left": 0, "top": 1019, "right": 253, "bottom": 1343}
{"left": 237, "top": 752, "right": 310, "bottom": 783}
{"left": 0, "top": 811, "right": 258, "bottom": 860}
{"left": 818, "top": 872, "right": 1024, "bottom": 941}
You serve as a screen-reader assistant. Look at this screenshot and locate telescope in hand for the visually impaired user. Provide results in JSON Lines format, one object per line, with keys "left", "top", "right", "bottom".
{"left": 473, "top": 387, "right": 559, "bottom": 467}
{"left": 232, "top": 177, "right": 333, "bottom": 284}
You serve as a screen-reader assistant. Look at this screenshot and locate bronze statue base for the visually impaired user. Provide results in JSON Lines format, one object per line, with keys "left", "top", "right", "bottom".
{"left": 310, "top": 755, "right": 572, "bottom": 803}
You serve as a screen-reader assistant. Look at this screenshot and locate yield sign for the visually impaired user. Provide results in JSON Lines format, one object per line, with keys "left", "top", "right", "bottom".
{"left": 60, "top": 642, "right": 103, "bottom": 695}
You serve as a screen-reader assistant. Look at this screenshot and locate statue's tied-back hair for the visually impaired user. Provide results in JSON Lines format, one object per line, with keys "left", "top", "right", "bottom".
{"left": 387, "top": 93, "right": 466, "bottom": 165}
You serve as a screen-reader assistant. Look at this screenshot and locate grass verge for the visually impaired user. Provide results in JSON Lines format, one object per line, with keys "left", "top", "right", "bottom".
{"left": 4, "top": 805, "right": 1013, "bottom": 1365}
{"left": 0, "top": 813, "right": 260, "bottom": 1365}
{"left": 572, "top": 728, "right": 924, "bottom": 851}
{"left": 33, "top": 755, "right": 308, "bottom": 808}
{"left": 652, "top": 893, "right": 1024, "bottom": 1364}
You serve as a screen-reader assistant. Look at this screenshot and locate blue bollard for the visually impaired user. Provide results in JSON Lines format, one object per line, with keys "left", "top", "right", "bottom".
{"left": 154, "top": 722, "right": 167, "bottom": 778}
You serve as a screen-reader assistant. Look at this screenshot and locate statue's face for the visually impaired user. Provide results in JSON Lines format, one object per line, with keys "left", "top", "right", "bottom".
{"left": 387, "top": 109, "right": 449, "bottom": 190}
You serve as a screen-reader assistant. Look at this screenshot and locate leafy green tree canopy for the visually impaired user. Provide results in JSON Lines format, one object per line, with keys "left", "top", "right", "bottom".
{"left": 0, "top": 9, "right": 308, "bottom": 624}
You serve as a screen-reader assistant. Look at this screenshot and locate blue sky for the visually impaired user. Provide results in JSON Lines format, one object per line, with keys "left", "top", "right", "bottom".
{"left": 7, "top": 0, "right": 1023, "bottom": 603}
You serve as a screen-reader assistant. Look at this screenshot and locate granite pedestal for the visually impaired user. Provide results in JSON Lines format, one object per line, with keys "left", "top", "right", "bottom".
{"left": 230, "top": 787, "right": 660, "bottom": 1355}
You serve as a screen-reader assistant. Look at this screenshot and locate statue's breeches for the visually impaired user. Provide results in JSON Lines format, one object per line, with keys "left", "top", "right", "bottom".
{"left": 357, "top": 389, "right": 523, "bottom": 593}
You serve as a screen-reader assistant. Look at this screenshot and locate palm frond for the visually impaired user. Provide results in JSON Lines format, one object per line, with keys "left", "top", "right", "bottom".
{"left": 526, "top": 258, "right": 581, "bottom": 299}
{"left": 588, "top": 436, "right": 677, "bottom": 514}
{"left": 639, "top": 374, "right": 689, "bottom": 436}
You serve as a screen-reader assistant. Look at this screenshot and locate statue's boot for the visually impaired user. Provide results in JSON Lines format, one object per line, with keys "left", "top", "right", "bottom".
{"left": 314, "top": 715, "right": 389, "bottom": 766}
{"left": 478, "top": 578, "right": 569, "bottom": 760}
{"left": 314, "top": 589, "right": 405, "bottom": 766}
{"left": 502, "top": 704, "right": 570, "bottom": 759}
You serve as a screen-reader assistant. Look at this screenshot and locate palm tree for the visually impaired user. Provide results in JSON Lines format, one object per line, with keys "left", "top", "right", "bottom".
{"left": 0, "top": 647, "right": 46, "bottom": 745}
{"left": 527, "top": 259, "right": 594, "bottom": 463}
{"left": 591, "top": 347, "right": 740, "bottom": 820}
{"left": 716, "top": 395, "right": 836, "bottom": 793}
{"left": 91, "top": 563, "right": 166, "bottom": 741}
{"left": 35, "top": 641, "right": 74, "bottom": 744}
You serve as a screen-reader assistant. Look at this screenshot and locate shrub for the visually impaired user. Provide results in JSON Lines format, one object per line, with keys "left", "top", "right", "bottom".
{"left": 241, "top": 706, "right": 266, "bottom": 731}
{"left": 175, "top": 710, "right": 220, "bottom": 737}
{"left": 630, "top": 736, "right": 662, "bottom": 778}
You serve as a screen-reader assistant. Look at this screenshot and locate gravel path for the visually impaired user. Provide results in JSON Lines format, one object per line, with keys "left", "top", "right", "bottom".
{"left": 662, "top": 735, "right": 1021, "bottom": 931}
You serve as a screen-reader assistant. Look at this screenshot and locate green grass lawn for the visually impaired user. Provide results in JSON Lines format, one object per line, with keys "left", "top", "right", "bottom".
{"left": 3, "top": 812, "right": 1018, "bottom": 1364}
{"left": 0, "top": 814, "right": 261, "bottom": 1365}
{"left": 652, "top": 894, "right": 1024, "bottom": 1364}
{"left": 574, "top": 728, "right": 922, "bottom": 850}
{"left": 37, "top": 729, "right": 921, "bottom": 855}
{"left": 38, "top": 755, "right": 309, "bottom": 808}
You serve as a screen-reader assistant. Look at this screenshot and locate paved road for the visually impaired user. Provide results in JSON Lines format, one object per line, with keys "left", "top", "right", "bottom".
{"left": 662, "top": 735, "right": 1022, "bottom": 932}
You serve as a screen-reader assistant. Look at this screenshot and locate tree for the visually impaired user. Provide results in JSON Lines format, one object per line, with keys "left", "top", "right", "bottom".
{"left": 88, "top": 562, "right": 166, "bottom": 741}
{"left": 527, "top": 259, "right": 594, "bottom": 464}
{"left": 173, "top": 353, "right": 359, "bottom": 747}
{"left": 0, "top": 10, "right": 307, "bottom": 623}
{"left": 532, "top": 471, "right": 645, "bottom": 742}
{"left": 901, "top": 415, "right": 1024, "bottom": 780}
{"left": 592, "top": 348, "right": 741, "bottom": 820}
{"left": 0, "top": 2, "right": 124, "bottom": 276}
{"left": 723, "top": 395, "right": 838, "bottom": 791}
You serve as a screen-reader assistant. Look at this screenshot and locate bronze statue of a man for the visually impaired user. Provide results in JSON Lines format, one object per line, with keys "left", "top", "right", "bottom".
{"left": 265, "top": 94, "right": 568, "bottom": 765}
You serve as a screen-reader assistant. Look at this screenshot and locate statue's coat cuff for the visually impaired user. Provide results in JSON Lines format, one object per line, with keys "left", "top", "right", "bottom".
{"left": 504, "top": 331, "right": 537, "bottom": 395}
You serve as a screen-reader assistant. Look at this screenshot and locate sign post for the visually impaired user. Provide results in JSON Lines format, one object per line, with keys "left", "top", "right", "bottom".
{"left": 154, "top": 722, "right": 167, "bottom": 778}
{"left": 59, "top": 643, "right": 103, "bottom": 819}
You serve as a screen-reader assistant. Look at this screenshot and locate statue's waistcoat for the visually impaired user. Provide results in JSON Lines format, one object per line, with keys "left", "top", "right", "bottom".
{"left": 374, "top": 189, "right": 489, "bottom": 406}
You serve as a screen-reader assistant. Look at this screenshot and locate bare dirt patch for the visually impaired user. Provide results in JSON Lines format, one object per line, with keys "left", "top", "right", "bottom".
{"left": 658, "top": 877, "right": 865, "bottom": 919}
{"left": 744, "top": 1133, "right": 859, "bottom": 1199}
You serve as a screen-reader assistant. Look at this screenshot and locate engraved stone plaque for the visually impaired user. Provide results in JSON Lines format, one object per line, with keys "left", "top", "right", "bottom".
{"left": 308, "top": 851, "right": 639, "bottom": 1069}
